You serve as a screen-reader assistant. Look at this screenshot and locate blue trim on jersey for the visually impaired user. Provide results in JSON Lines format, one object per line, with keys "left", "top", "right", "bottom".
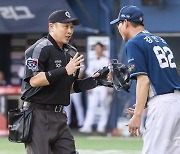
{"left": 130, "top": 72, "right": 148, "bottom": 79}
{"left": 149, "top": 82, "right": 157, "bottom": 98}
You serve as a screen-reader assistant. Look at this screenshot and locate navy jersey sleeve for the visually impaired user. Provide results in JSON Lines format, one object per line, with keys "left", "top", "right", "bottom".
{"left": 126, "top": 41, "right": 148, "bottom": 79}
{"left": 24, "top": 41, "right": 49, "bottom": 83}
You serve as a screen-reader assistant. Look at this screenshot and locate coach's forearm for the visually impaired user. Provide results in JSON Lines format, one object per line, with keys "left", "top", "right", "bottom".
{"left": 134, "top": 75, "right": 150, "bottom": 117}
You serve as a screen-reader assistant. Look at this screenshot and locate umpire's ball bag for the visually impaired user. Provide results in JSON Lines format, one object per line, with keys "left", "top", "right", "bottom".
{"left": 8, "top": 106, "right": 33, "bottom": 143}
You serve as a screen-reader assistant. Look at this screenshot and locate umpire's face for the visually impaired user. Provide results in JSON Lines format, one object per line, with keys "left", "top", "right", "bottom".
{"left": 49, "top": 22, "right": 73, "bottom": 48}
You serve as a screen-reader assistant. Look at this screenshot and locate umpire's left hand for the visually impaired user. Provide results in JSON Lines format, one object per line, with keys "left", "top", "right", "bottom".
{"left": 65, "top": 52, "right": 84, "bottom": 75}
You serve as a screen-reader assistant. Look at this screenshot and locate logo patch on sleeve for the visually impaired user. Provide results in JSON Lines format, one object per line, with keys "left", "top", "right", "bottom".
{"left": 128, "top": 64, "right": 135, "bottom": 72}
{"left": 26, "top": 57, "right": 38, "bottom": 71}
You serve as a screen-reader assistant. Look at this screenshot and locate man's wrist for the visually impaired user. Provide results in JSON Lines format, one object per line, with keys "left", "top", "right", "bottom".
{"left": 45, "top": 67, "right": 68, "bottom": 84}
{"left": 134, "top": 110, "right": 143, "bottom": 117}
{"left": 134, "top": 113, "right": 142, "bottom": 118}
{"left": 65, "top": 67, "right": 70, "bottom": 75}
{"left": 73, "top": 77, "right": 97, "bottom": 93}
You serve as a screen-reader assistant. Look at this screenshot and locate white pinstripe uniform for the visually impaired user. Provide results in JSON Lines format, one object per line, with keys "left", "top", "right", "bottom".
{"left": 80, "top": 55, "right": 110, "bottom": 133}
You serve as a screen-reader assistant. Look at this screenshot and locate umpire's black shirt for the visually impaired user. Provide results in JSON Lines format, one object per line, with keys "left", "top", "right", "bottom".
{"left": 21, "top": 34, "right": 77, "bottom": 106}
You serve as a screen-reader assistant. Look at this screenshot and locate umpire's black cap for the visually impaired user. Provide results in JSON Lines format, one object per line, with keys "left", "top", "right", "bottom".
{"left": 110, "top": 5, "right": 144, "bottom": 25}
{"left": 48, "top": 10, "right": 80, "bottom": 25}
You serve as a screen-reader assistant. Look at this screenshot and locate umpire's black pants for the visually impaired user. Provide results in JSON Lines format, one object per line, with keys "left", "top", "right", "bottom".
{"left": 25, "top": 107, "right": 77, "bottom": 154}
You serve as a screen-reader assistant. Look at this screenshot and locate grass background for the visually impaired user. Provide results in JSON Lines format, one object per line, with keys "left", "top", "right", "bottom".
{"left": 0, "top": 136, "right": 143, "bottom": 154}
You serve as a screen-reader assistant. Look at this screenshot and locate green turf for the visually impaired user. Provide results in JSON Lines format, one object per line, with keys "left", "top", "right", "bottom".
{"left": 75, "top": 136, "right": 143, "bottom": 151}
{"left": 0, "top": 137, "right": 25, "bottom": 154}
{"left": 0, "top": 136, "right": 143, "bottom": 154}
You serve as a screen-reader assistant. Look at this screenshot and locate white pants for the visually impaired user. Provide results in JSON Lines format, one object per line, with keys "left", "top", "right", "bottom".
{"left": 142, "top": 91, "right": 180, "bottom": 154}
{"left": 65, "top": 93, "right": 84, "bottom": 127}
{"left": 82, "top": 87, "right": 110, "bottom": 132}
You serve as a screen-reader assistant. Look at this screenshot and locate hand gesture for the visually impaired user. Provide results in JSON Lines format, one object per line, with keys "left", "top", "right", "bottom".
{"left": 126, "top": 104, "right": 136, "bottom": 115}
{"left": 126, "top": 104, "right": 141, "bottom": 136}
{"left": 65, "top": 52, "right": 84, "bottom": 75}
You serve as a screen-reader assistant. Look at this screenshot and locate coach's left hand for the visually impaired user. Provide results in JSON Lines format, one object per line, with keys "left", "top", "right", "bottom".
{"left": 127, "top": 115, "right": 141, "bottom": 136}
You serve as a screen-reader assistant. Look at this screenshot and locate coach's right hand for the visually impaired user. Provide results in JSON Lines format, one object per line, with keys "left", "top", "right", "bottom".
{"left": 65, "top": 52, "right": 84, "bottom": 75}
{"left": 126, "top": 104, "right": 136, "bottom": 115}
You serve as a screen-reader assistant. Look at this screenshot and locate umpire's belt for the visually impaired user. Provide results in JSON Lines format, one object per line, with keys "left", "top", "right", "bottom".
{"left": 33, "top": 103, "right": 64, "bottom": 112}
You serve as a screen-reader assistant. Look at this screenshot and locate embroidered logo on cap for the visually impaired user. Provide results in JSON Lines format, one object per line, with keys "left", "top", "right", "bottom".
{"left": 26, "top": 57, "right": 38, "bottom": 71}
{"left": 121, "top": 14, "right": 130, "bottom": 18}
{"left": 139, "top": 17, "right": 143, "bottom": 22}
{"left": 65, "top": 11, "right": 71, "bottom": 18}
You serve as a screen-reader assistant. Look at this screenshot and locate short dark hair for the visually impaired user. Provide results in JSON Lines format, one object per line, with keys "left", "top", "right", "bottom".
{"left": 95, "top": 42, "right": 104, "bottom": 48}
{"left": 130, "top": 21, "right": 144, "bottom": 27}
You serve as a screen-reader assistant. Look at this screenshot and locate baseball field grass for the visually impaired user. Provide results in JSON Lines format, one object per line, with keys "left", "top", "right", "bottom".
{"left": 0, "top": 136, "right": 143, "bottom": 154}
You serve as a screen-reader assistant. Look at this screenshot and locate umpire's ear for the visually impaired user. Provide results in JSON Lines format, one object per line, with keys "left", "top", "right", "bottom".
{"left": 48, "top": 23, "right": 55, "bottom": 32}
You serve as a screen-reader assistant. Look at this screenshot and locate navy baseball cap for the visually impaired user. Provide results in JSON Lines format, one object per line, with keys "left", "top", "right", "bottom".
{"left": 48, "top": 10, "right": 80, "bottom": 25}
{"left": 110, "top": 6, "right": 144, "bottom": 25}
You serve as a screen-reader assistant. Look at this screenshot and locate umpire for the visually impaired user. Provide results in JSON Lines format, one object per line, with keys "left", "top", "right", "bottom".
{"left": 21, "top": 10, "right": 101, "bottom": 154}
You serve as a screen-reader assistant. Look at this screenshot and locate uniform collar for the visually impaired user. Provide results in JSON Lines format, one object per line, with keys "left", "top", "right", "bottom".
{"left": 47, "top": 34, "right": 66, "bottom": 51}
